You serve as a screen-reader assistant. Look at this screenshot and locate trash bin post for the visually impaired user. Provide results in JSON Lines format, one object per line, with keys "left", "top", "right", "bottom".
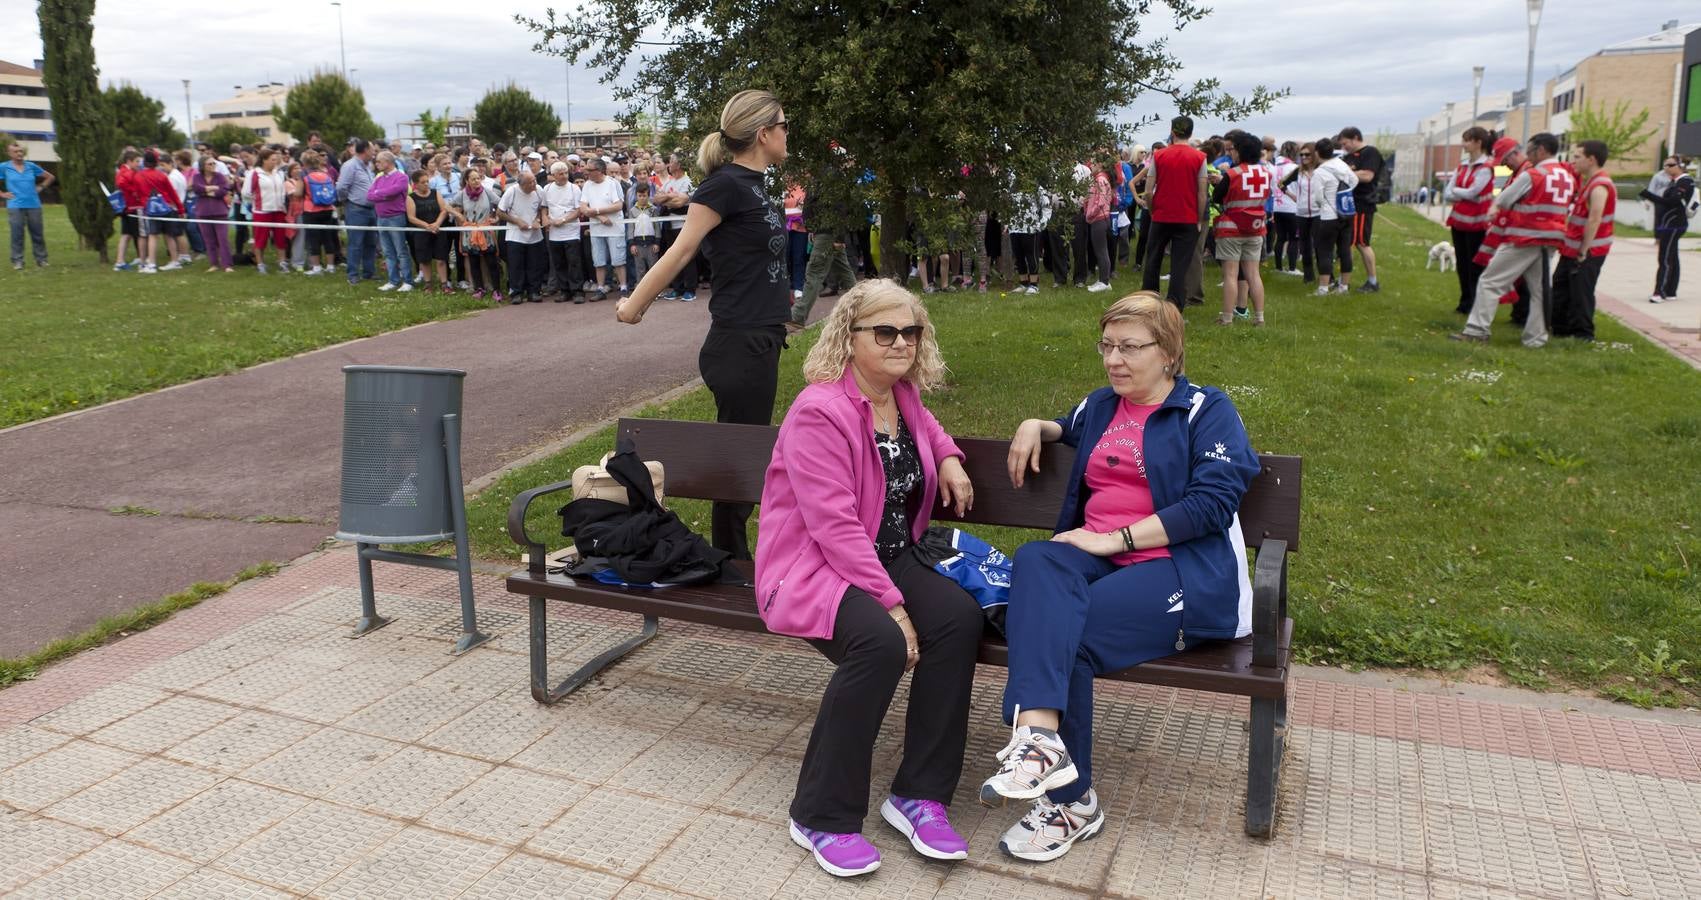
{"left": 353, "top": 541, "right": 392, "bottom": 635}
{"left": 442, "top": 413, "right": 490, "bottom": 653}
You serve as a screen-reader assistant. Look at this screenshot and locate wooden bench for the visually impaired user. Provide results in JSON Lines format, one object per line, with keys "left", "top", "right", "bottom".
{"left": 507, "top": 417, "right": 1301, "bottom": 836}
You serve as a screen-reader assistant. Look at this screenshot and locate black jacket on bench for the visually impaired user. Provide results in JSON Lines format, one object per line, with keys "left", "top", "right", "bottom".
{"left": 558, "top": 448, "right": 744, "bottom": 587}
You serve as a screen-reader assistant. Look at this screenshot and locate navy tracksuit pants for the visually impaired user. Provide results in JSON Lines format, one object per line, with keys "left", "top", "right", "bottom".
{"left": 1002, "top": 541, "right": 1203, "bottom": 805}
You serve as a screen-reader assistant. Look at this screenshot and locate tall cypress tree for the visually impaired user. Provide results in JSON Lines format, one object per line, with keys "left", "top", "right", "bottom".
{"left": 38, "top": 0, "right": 115, "bottom": 260}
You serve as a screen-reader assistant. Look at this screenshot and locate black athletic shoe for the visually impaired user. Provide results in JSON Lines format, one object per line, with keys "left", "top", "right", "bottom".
{"left": 573, "top": 296, "right": 586, "bottom": 305}
{"left": 1355, "top": 282, "right": 1381, "bottom": 294}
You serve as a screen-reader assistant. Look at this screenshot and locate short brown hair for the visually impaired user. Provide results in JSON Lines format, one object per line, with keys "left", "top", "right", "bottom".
{"left": 1100, "top": 291, "right": 1185, "bottom": 373}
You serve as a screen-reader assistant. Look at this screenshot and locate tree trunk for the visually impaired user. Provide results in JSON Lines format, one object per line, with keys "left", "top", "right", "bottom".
{"left": 877, "top": 185, "right": 908, "bottom": 282}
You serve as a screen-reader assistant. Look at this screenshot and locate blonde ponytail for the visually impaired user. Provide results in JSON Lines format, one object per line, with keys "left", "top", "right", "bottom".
{"left": 697, "top": 89, "right": 782, "bottom": 175}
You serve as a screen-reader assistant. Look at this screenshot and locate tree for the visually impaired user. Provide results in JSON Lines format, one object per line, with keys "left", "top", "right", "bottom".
{"left": 520, "top": 0, "right": 1281, "bottom": 276}
{"left": 272, "top": 69, "right": 383, "bottom": 147}
{"left": 104, "top": 82, "right": 186, "bottom": 150}
{"left": 418, "top": 107, "right": 450, "bottom": 147}
{"left": 38, "top": 0, "right": 115, "bottom": 260}
{"left": 1567, "top": 100, "right": 1661, "bottom": 167}
{"left": 473, "top": 83, "right": 559, "bottom": 148}
{"left": 202, "top": 122, "right": 262, "bottom": 150}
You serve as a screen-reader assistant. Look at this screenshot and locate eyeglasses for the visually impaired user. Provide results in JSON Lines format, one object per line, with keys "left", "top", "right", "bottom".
{"left": 1097, "top": 339, "right": 1160, "bottom": 358}
{"left": 852, "top": 324, "right": 923, "bottom": 346}
{"left": 770, "top": 119, "right": 789, "bottom": 133}
{"left": 1665, "top": 161, "right": 1682, "bottom": 168}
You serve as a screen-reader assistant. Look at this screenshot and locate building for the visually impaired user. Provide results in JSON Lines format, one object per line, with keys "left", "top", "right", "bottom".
{"left": 1406, "top": 90, "right": 1519, "bottom": 190}
{"left": 1677, "top": 26, "right": 1701, "bottom": 155}
{"left": 396, "top": 112, "right": 478, "bottom": 152}
{"left": 552, "top": 118, "right": 638, "bottom": 152}
{"left": 0, "top": 58, "right": 57, "bottom": 163}
{"left": 193, "top": 83, "right": 293, "bottom": 145}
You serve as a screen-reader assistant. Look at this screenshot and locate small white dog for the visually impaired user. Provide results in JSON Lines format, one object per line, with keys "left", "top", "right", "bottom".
{"left": 1426, "top": 241, "right": 1456, "bottom": 273}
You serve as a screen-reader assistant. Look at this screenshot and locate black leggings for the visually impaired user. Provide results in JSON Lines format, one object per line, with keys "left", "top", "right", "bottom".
{"left": 1451, "top": 228, "right": 1486, "bottom": 313}
{"left": 1271, "top": 212, "right": 1298, "bottom": 270}
{"left": 1655, "top": 229, "right": 1682, "bottom": 298}
{"left": 303, "top": 210, "right": 340, "bottom": 259}
{"left": 699, "top": 324, "right": 785, "bottom": 558}
{"left": 1010, "top": 232, "right": 1039, "bottom": 276}
{"left": 791, "top": 548, "right": 984, "bottom": 832}
{"left": 1313, "top": 218, "right": 1346, "bottom": 279}
{"left": 1295, "top": 216, "right": 1316, "bottom": 281}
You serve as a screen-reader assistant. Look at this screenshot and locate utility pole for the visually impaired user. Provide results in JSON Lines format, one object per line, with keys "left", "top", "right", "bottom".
{"left": 1472, "top": 66, "right": 1485, "bottom": 125}
{"left": 182, "top": 79, "right": 193, "bottom": 149}
{"left": 331, "top": 2, "right": 347, "bottom": 77}
{"left": 1522, "top": 0, "right": 1544, "bottom": 144}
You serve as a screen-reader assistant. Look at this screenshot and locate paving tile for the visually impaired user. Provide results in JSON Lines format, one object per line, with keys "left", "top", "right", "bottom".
{"left": 774, "top": 824, "right": 953, "bottom": 900}
{"left": 935, "top": 865, "right": 1093, "bottom": 899}
{"left": 334, "top": 636, "right": 461, "bottom": 683}
{"left": 0, "top": 739, "right": 142, "bottom": 811}
{"left": 1291, "top": 679, "right": 1418, "bottom": 742}
{"left": 419, "top": 692, "right": 565, "bottom": 762}
{"left": 221, "top": 614, "right": 340, "bottom": 647}
{"left": 1261, "top": 850, "right": 1428, "bottom": 899}
{"left": 277, "top": 585, "right": 351, "bottom": 621}
{"left": 313, "top": 824, "right": 511, "bottom": 899}
{"left": 210, "top": 800, "right": 404, "bottom": 894}
{"left": 1286, "top": 725, "right": 1423, "bottom": 801}
{"left": 645, "top": 638, "right": 765, "bottom": 685}
{"left": 510, "top": 716, "right": 665, "bottom": 784}
{"left": 638, "top": 809, "right": 803, "bottom": 897}
{"left": 325, "top": 744, "right": 493, "bottom": 819}
{"left": 459, "top": 851, "right": 626, "bottom": 899}
{"left": 1103, "top": 822, "right": 1269, "bottom": 899}
{"left": 738, "top": 651, "right": 834, "bottom": 701}
{"left": 1124, "top": 758, "right": 1247, "bottom": 833}
{"left": 0, "top": 807, "right": 105, "bottom": 892}
{"left": 127, "top": 778, "right": 308, "bottom": 862}
{"left": 1146, "top": 705, "right": 1251, "bottom": 773}
{"left": 0, "top": 724, "right": 71, "bottom": 771}
{"left": 150, "top": 867, "right": 298, "bottom": 899}
{"left": 130, "top": 644, "right": 275, "bottom": 691}
{"left": 1423, "top": 803, "right": 1593, "bottom": 898}
{"left": 161, "top": 710, "right": 322, "bottom": 775}
{"left": 1286, "top": 786, "right": 1426, "bottom": 873}
{"left": 260, "top": 668, "right": 416, "bottom": 725}
{"left": 239, "top": 726, "right": 405, "bottom": 797}
{"left": 417, "top": 645, "right": 529, "bottom": 690}
{"left": 1559, "top": 763, "right": 1701, "bottom": 845}
{"left": 615, "top": 884, "right": 705, "bottom": 900}
{"left": 42, "top": 756, "right": 223, "bottom": 836}
{"left": 1418, "top": 742, "right": 1574, "bottom": 823}
{"left": 7, "top": 838, "right": 196, "bottom": 900}
{"left": 525, "top": 787, "right": 700, "bottom": 877}
{"left": 967, "top": 802, "right": 1126, "bottom": 893}
{"left": 420, "top": 764, "right": 589, "bottom": 846}
{"left": 30, "top": 682, "right": 171, "bottom": 736}
{"left": 606, "top": 735, "right": 759, "bottom": 806}
{"left": 192, "top": 658, "right": 336, "bottom": 706}
{"left": 1426, "top": 878, "right": 1554, "bottom": 899}
{"left": 1540, "top": 708, "right": 1698, "bottom": 780}
{"left": 677, "top": 692, "right": 809, "bottom": 754}
{"left": 586, "top": 673, "right": 710, "bottom": 732}
{"left": 86, "top": 695, "right": 241, "bottom": 755}
{"left": 714, "top": 754, "right": 802, "bottom": 825}
{"left": 1578, "top": 827, "right": 1701, "bottom": 900}
{"left": 336, "top": 680, "right": 502, "bottom": 742}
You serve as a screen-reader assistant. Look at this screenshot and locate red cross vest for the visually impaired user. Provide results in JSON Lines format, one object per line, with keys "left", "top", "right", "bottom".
{"left": 1213, "top": 164, "right": 1269, "bottom": 239}
{"left": 1562, "top": 171, "right": 1615, "bottom": 259}
{"left": 1444, "top": 159, "right": 1495, "bottom": 232}
{"left": 1499, "top": 159, "right": 1575, "bottom": 249}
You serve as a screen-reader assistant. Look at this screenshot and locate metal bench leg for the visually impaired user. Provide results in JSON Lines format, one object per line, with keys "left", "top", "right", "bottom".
{"left": 1245, "top": 695, "right": 1285, "bottom": 837}
{"left": 528, "top": 594, "right": 659, "bottom": 704}
{"left": 352, "top": 542, "right": 392, "bottom": 637}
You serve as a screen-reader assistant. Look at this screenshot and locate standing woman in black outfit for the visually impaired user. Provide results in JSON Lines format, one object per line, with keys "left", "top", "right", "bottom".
{"left": 618, "top": 90, "right": 790, "bottom": 558}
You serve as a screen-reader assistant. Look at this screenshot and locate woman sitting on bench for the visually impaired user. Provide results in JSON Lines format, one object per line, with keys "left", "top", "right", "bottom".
{"left": 981, "top": 291, "right": 1260, "bottom": 862}
{"left": 755, "top": 279, "right": 981, "bottom": 878}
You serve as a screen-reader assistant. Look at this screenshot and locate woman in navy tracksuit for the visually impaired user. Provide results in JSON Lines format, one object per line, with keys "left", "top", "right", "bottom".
{"left": 979, "top": 291, "right": 1260, "bottom": 863}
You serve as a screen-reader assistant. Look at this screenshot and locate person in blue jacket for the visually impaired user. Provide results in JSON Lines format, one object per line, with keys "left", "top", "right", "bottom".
{"left": 979, "top": 290, "right": 1260, "bottom": 862}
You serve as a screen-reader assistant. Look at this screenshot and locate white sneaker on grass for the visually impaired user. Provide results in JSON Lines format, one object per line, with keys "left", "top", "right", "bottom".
{"left": 277, "top": 260, "right": 292, "bottom": 273}
{"left": 255, "top": 263, "right": 268, "bottom": 275}
{"left": 1086, "top": 282, "right": 1110, "bottom": 293}
{"left": 138, "top": 263, "right": 157, "bottom": 274}
{"left": 377, "top": 282, "right": 395, "bottom": 292}
{"left": 397, "top": 282, "right": 413, "bottom": 293}
{"left": 158, "top": 260, "right": 183, "bottom": 271}
{"left": 998, "top": 790, "right": 1105, "bottom": 862}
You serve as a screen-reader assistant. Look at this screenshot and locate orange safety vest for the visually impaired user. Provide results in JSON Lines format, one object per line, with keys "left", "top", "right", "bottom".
{"left": 1500, "top": 159, "right": 1575, "bottom": 249}
{"left": 1445, "top": 159, "right": 1495, "bottom": 232}
{"left": 1213, "top": 164, "right": 1269, "bottom": 239}
{"left": 1562, "top": 170, "right": 1615, "bottom": 259}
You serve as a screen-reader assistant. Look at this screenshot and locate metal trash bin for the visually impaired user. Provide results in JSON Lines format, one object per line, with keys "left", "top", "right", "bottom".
{"left": 335, "top": 365, "right": 489, "bottom": 653}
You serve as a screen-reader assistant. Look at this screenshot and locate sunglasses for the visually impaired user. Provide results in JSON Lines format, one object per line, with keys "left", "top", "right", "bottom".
{"left": 852, "top": 324, "right": 923, "bottom": 346}
{"left": 770, "top": 119, "right": 789, "bottom": 133}
{"left": 1666, "top": 161, "right": 1682, "bottom": 168}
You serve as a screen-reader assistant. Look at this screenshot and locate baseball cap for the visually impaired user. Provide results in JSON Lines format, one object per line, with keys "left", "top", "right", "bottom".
{"left": 526, "top": 151, "right": 543, "bottom": 160}
{"left": 1490, "top": 137, "right": 1518, "bottom": 166}
{"left": 566, "top": 153, "right": 581, "bottom": 161}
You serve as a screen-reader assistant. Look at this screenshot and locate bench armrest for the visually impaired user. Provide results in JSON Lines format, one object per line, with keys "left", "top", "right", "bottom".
{"left": 1251, "top": 538, "right": 1289, "bottom": 669}
{"left": 507, "top": 477, "right": 577, "bottom": 575}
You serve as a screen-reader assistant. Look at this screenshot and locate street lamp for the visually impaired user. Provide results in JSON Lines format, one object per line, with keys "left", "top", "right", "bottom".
{"left": 1444, "top": 102, "right": 1455, "bottom": 173}
{"left": 1472, "top": 66, "right": 1484, "bottom": 125}
{"left": 331, "top": 2, "right": 347, "bottom": 77}
{"left": 1522, "top": 0, "right": 1543, "bottom": 144}
{"left": 182, "top": 79, "right": 193, "bottom": 149}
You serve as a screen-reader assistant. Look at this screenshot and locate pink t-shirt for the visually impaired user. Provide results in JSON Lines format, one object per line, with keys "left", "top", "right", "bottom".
{"left": 1082, "top": 398, "right": 1172, "bottom": 567}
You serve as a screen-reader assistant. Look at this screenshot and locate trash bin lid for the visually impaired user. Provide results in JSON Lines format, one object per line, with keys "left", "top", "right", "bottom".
{"left": 342, "top": 364, "right": 466, "bottom": 378}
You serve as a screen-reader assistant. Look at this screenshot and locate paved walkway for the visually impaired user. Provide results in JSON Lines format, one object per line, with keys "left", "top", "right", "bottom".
{"left": 1410, "top": 203, "right": 1701, "bottom": 368}
{"left": 1, "top": 549, "right": 1697, "bottom": 898}
{"left": 0, "top": 293, "right": 834, "bottom": 658}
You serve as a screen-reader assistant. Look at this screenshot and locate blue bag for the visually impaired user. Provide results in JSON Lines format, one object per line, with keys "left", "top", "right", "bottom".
{"left": 144, "top": 191, "right": 176, "bottom": 217}
{"left": 1334, "top": 182, "right": 1356, "bottom": 217}
{"left": 104, "top": 185, "right": 125, "bottom": 215}
{"left": 917, "top": 527, "right": 1012, "bottom": 635}
{"left": 306, "top": 174, "right": 338, "bottom": 207}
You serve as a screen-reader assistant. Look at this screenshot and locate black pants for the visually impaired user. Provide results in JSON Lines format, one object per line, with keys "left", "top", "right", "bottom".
{"left": 658, "top": 226, "right": 698, "bottom": 294}
{"left": 548, "top": 240, "right": 584, "bottom": 299}
{"left": 1552, "top": 254, "right": 1603, "bottom": 340}
{"left": 1313, "top": 217, "right": 1346, "bottom": 280}
{"left": 465, "top": 248, "right": 499, "bottom": 293}
{"left": 1272, "top": 211, "right": 1298, "bottom": 270}
{"left": 1132, "top": 208, "right": 1152, "bottom": 268}
{"left": 1451, "top": 228, "right": 1486, "bottom": 313}
{"left": 1655, "top": 229, "right": 1682, "bottom": 298}
{"left": 792, "top": 548, "right": 984, "bottom": 832}
{"left": 1140, "top": 221, "right": 1199, "bottom": 309}
{"left": 1010, "top": 232, "right": 1038, "bottom": 276}
{"left": 699, "top": 324, "right": 785, "bottom": 558}
{"left": 1043, "top": 225, "right": 1070, "bottom": 286}
{"left": 1295, "top": 216, "right": 1316, "bottom": 281}
{"left": 506, "top": 239, "right": 546, "bottom": 298}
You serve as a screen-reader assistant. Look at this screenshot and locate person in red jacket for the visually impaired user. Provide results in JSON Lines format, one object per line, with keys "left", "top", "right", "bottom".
{"left": 1211, "top": 133, "right": 1270, "bottom": 325}
{"left": 113, "top": 150, "right": 144, "bottom": 270}
{"left": 1552, "top": 141, "right": 1614, "bottom": 340}
{"left": 1452, "top": 133, "right": 1574, "bottom": 347}
{"left": 1443, "top": 127, "right": 1496, "bottom": 314}
{"left": 134, "top": 149, "right": 186, "bottom": 274}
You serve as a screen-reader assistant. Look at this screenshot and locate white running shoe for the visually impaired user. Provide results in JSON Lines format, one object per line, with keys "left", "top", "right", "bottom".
{"left": 159, "top": 261, "right": 183, "bottom": 271}
{"left": 1313, "top": 286, "right": 1331, "bottom": 296}
{"left": 1648, "top": 294, "right": 1667, "bottom": 304}
{"left": 980, "top": 720, "right": 1077, "bottom": 805}
{"left": 277, "top": 260, "right": 292, "bottom": 273}
{"left": 377, "top": 282, "right": 395, "bottom": 292}
{"left": 998, "top": 790, "right": 1105, "bottom": 862}
{"left": 256, "top": 263, "right": 269, "bottom": 275}
{"left": 1086, "top": 282, "right": 1110, "bottom": 293}
{"left": 138, "top": 263, "right": 158, "bottom": 274}
{"left": 305, "top": 266, "right": 323, "bottom": 276}
{"left": 397, "top": 282, "right": 413, "bottom": 293}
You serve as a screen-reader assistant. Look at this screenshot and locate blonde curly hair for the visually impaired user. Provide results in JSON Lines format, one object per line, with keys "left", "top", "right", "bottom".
{"left": 802, "top": 279, "right": 947, "bottom": 391}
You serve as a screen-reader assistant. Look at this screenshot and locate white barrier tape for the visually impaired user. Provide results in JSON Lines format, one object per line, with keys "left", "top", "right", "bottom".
{"left": 134, "top": 206, "right": 802, "bottom": 234}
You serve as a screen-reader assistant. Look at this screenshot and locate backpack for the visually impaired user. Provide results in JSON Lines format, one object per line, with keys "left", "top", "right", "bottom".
{"left": 306, "top": 173, "right": 338, "bottom": 207}
{"left": 916, "top": 527, "right": 1013, "bottom": 635}
{"left": 144, "top": 192, "right": 176, "bottom": 217}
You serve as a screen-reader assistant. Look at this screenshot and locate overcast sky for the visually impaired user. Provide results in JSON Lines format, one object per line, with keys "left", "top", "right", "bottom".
{"left": 2, "top": 1, "right": 1693, "bottom": 147}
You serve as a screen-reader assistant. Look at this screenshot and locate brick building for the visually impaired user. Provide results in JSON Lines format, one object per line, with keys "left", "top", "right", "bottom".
{"left": 0, "top": 58, "right": 56, "bottom": 163}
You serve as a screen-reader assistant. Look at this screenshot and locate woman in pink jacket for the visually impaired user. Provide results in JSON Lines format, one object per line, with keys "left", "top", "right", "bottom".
{"left": 756, "top": 279, "right": 980, "bottom": 878}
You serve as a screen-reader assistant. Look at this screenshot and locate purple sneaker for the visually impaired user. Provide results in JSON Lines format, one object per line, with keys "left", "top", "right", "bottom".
{"left": 789, "top": 820, "right": 880, "bottom": 877}
{"left": 880, "top": 796, "right": 969, "bottom": 860}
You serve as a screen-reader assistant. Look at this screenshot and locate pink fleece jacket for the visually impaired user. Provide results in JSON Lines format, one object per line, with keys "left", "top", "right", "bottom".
{"left": 754, "top": 368, "right": 966, "bottom": 640}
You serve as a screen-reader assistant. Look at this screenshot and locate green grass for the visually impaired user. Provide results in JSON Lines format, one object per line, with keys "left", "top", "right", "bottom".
{"left": 462, "top": 204, "right": 1701, "bottom": 706}
{"left": 0, "top": 206, "right": 491, "bottom": 428}
{"left": 0, "top": 561, "right": 280, "bottom": 688}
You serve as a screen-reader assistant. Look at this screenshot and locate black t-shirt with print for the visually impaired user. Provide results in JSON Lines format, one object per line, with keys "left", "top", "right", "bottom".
{"left": 1343, "top": 145, "right": 1384, "bottom": 208}
{"left": 690, "top": 163, "right": 789, "bottom": 328}
{"left": 872, "top": 414, "right": 923, "bottom": 563}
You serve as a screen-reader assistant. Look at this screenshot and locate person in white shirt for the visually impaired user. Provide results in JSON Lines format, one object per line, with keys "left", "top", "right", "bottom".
{"left": 1307, "top": 137, "right": 1357, "bottom": 295}
{"left": 1282, "top": 142, "right": 1318, "bottom": 282}
{"left": 496, "top": 168, "right": 547, "bottom": 303}
{"left": 541, "top": 161, "right": 586, "bottom": 303}
{"left": 580, "top": 158, "right": 629, "bottom": 297}
{"left": 655, "top": 153, "right": 697, "bottom": 300}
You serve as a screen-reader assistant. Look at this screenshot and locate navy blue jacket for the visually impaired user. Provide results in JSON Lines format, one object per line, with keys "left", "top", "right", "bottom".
{"left": 1051, "top": 376, "right": 1261, "bottom": 640}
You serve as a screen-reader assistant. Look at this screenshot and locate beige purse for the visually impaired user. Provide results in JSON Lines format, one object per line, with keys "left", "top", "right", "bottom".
{"left": 572, "top": 452, "right": 665, "bottom": 506}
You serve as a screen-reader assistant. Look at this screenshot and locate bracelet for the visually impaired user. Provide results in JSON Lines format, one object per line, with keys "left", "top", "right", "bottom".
{"left": 1119, "top": 526, "right": 1135, "bottom": 553}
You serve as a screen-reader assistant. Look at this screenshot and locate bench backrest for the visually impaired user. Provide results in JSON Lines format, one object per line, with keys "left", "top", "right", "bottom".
{"left": 616, "top": 418, "right": 1301, "bottom": 551}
